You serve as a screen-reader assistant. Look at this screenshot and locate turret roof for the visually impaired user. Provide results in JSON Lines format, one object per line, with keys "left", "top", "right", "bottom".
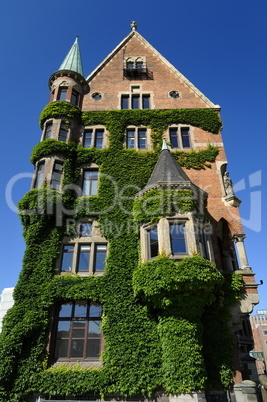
{"left": 59, "top": 37, "right": 84, "bottom": 77}
{"left": 142, "top": 144, "right": 191, "bottom": 193}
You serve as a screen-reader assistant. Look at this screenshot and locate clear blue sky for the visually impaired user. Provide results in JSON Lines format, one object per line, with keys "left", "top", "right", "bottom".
{"left": 1, "top": 0, "right": 266, "bottom": 311}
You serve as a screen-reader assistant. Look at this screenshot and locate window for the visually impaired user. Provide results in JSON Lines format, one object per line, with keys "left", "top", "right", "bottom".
{"left": 82, "top": 170, "right": 98, "bottom": 196}
{"left": 263, "top": 330, "right": 267, "bottom": 336}
{"left": 44, "top": 123, "right": 52, "bottom": 139}
{"left": 35, "top": 162, "right": 45, "bottom": 188}
{"left": 91, "top": 92, "right": 102, "bottom": 101}
{"left": 58, "top": 123, "right": 69, "bottom": 142}
{"left": 71, "top": 90, "right": 79, "bottom": 106}
{"left": 60, "top": 245, "right": 74, "bottom": 272}
{"left": 169, "top": 90, "right": 179, "bottom": 99}
{"left": 54, "top": 301, "right": 102, "bottom": 361}
{"left": 51, "top": 162, "right": 63, "bottom": 190}
{"left": 169, "top": 223, "right": 186, "bottom": 254}
{"left": 79, "top": 223, "right": 92, "bottom": 237}
{"left": 126, "top": 128, "right": 147, "bottom": 149}
{"left": 123, "top": 57, "right": 147, "bottom": 77}
{"left": 60, "top": 242, "right": 107, "bottom": 274}
{"left": 57, "top": 87, "right": 68, "bottom": 101}
{"left": 83, "top": 128, "right": 105, "bottom": 149}
{"left": 149, "top": 227, "right": 158, "bottom": 259}
{"left": 169, "top": 127, "right": 191, "bottom": 149}
{"left": 121, "top": 94, "right": 150, "bottom": 110}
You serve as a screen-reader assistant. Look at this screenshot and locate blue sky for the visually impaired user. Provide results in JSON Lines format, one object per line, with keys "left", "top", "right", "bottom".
{"left": 0, "top": 0, "right": 266, "bottom": 311}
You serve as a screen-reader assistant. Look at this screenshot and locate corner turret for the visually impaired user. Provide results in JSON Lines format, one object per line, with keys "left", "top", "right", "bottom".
{"left": 48, "top": 37, "right": 89, "bottom": 107}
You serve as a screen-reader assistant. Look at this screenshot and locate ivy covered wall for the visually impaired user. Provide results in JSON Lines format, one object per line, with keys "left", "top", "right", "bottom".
{"left": 0, "top": 105, "right": 243, "bottom": 401}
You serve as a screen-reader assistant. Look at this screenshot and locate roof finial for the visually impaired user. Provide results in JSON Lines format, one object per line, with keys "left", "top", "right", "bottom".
{"left": 131, "top": 21, "right": 137, "bottom": 31}
{"left": 161, "top": 139, "right": 168, "bottom": 151}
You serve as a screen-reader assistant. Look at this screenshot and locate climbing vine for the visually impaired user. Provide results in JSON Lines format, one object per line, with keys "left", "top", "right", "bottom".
{"left": 0, "top": 105, "right": 242, "bottom": 402}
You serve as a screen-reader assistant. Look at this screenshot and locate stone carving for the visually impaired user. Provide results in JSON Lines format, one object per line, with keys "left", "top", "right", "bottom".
{"left": 223, "top": 171, "right": 234, "bottom": 195}
{"left": 131, "top": 21, "right": 137, "bottom": 31}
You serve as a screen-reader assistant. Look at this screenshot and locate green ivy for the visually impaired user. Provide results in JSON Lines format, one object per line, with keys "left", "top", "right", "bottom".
{"left": 0, "top": 105, "right": 242, "bottom": 402}
{"left": 133, "top": 188, "right": 199, "bottom": 223}
{"left": 82, "top": 109, "right": 222, "bottom": 151}
{"left": 39, "top": 101, "right": 82, "bottom": 129}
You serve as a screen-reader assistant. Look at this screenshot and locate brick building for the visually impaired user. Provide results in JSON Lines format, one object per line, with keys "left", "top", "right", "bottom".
{"left": 250, "top": 310, "right": 267, "bottom": 375}
{"left": 0, "top": 22, "right": 259, "bottom": 402}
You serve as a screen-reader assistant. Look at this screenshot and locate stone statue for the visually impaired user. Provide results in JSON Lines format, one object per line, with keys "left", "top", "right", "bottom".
{"left": 223, "top": 171, "right": 234, "bottom": 195}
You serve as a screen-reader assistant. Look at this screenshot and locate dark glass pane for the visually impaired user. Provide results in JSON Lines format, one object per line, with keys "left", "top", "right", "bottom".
{"left": 44, "top": 123, "right": 52, "bottom": 139}
{"left": 89, "top": 304, "right": 102, "bottom": 317}
{"left": 142, "top": 95, "right": 150, "bottom": 109}
{"left": 74, "top": 302, "right": 87, "bottom": 318}
{"left": 59, "top": 303, "right": 72, "bottom": 317}
{"left": 121, "top": 95, "right": 129, "bottom": 109}
{"left": 136, "top": 61, "right": 143, "bottom": 70}
{"left": 71, "top": 91, "right": 78, "bottom": 105}
{"left": 170, "top": 224, "right": 186, "bottom": 254}
{"left": 169, "top": 128, "right": 178, "bottom": 148}
{"left": 94, "top": 245, "right": 107, "bottom": 271}
{"left": 77, "top": 245, "right": 90, "bottom": 272}
{"left": 181, "top": 128, "right": 190, "bottom": 148}
{"left": 59, "top": 127, "right": 68, "bottom": 142}
{"left": 60, "top": 246, "right": 74, "bottom": 272}
{"left": 72, "top": 328, "right": 86, "bottom": 338}
{"left": 83, "top": 130, "right": 92, "bottom": 148}
{"left": 132, "top": 95, "right": 139, "bottom": 109}
{"left": 70, "top": 340, "right": 84, "bottom": 357}
{"left": 58, "top": 88, "right": 67, "bottom": 101}
{"left": 55, "top": 339, "right": 68, "bottom": 358}
{"left": 95, "top": 129, "right": 104, "bottom": 149}
{"left": 79, "top": 223, "right": 92, "bottom": 236}
{"left": 86, "top": 339, "right": 100, "bottom": 358}
{"left": 57, "top": 321, "right": 71, "bottom": 337}
{"left": 88, "top": 320, "right": 101, "bottom": 337}
{"left": 149, "top": 228, "right": 158, "bottom": 258}
{"left": 126, "top": 61, "right": 134, "bottom": 69}
{"left": 138, "top": 129, "right": 146, "bottom": 148}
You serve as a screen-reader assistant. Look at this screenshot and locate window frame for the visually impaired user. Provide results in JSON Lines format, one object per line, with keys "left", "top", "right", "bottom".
{"left": 121, "top": 93, "right": 151, "bottom": 110}
{"left": 168, "top": 125, "right": 191, "bottom": 149}
{"left": 58, "top": 122, "right": 69, "bottom": 142}
{"left": 51, "top": 161, "right": 63, "bottom": 191}
{"left": 83, "top": 127, "right": 106, "bottom": 149}
{"left": 53, "top": 300, "right": 103, "bottom": 362}
{"left": 57, "top": 87, "right": 68, "bottom": 101}
{"left": 59, "top": 221, "right": 108, "bottom": 276}
{"left": 125, "top": 127, "right": 148, "bottom": 150}
{"left": 34, "top": 161, "right": 45, "bottom": 188}
{"left": 82, "top": 169, "right": 99, "bottom": 196}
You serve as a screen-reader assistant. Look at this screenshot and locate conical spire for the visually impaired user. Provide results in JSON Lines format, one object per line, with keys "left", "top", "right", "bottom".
{"left": 141, "top": 142, "right": 191, "bottom": 194}
{"left": 59, "top": 37, "right": 84, "bottom": 77}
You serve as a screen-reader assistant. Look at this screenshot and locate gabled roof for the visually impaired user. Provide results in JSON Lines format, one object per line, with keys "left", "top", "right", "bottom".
{"left": 86, "top": 30, "right": 218, "bottom": 108}
{"left": 59, "top": 37, "right": 84, "bottom": 77}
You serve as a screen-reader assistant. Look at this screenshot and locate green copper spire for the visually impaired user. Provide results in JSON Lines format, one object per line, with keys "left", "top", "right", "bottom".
{"left": 59, "top": 37, "right": 84, "bottom": 77}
